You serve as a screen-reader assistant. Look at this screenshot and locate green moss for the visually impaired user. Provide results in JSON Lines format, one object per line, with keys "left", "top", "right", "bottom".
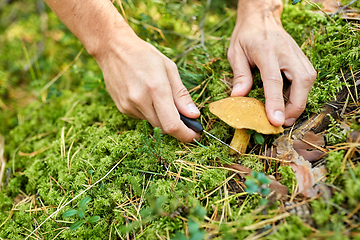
{"left": 200, "top": 168, "right": 227, "bottom": 190}
{"left": 1, "top": 0, "right": 360, "bottom": 239}
{"left": 239, "top": 155, "right": 264, "bottom": 172}
{"left": 267, "top": 215, "right": 312, "bottom": 240}
{"left": 325, "top": 115, "right": 347, "bottom": 145}
{"left": 278, "top": 165, "right": 297, "bottom": 193}
{"left": 326, "top": 150, "right": 345, "bottom": 181}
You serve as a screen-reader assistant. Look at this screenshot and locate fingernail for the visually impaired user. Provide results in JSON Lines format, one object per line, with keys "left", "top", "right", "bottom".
{"left": 285, "top": 118, "right": 296, "bottom": 126}
{"left": 187, "top": 103, "right": 200, "bottom": 114}
{"left": 273, "top": 110, "right": 285, "bottom": 123}
{"left": 232, "top": 83, "right": 242, "bottom": 93}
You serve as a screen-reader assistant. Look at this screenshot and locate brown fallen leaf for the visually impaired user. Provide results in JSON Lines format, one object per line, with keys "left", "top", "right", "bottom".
{"left": 293, "top": 131, "right": 327, "bottom": 161}
{"left": 274, "top": 135, "right": 327, "bottom": 198}
{"left": 347, "top": 131, "right": 360, "bottom": 143}
{"left": 223, "top": 163, "right": 289, "bottom": 200}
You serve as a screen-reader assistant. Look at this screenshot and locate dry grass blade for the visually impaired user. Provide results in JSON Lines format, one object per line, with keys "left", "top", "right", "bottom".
{"left": 244, "top": 226, "right": 276, "bottom": 240}
{"left": 200, "top": 173, "right": 237, "bottom": 200}
{"left": 19, "top": 145, "right": 52, "bottom": 157}
{"left": 242, "top": 212, "right": 291, "bottom": 230}
{"left": 38, "top": 48, "right": 84, "bottom": 95}
{"left": 0, "top": 134, "right": 5, "bottom": 190}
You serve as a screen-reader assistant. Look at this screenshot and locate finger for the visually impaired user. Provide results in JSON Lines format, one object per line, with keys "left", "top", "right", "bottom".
{"left": 256, "top": 57, "right": 285, "bottom": 126}
{"left": 227, "top": 46, "right": 253, "bottom": 97}
{"left": 166, "top": 61, "right": 200, "bottom": 119}
{"left": 150, "top": 75, "right": 200, "bottom": 143}
{"left": 125, "top": 88, "right": 162, "bottom": 128}
{"left": 137, "top": 105, "right": 162, "bottom": 129}
{"left": 280, "top": 49, "right": 316, "bottom": 126}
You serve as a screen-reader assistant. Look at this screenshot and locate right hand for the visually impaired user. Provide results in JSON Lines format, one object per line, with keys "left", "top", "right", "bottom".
{"left": 94, "top": 34, "right": 201, "bottom": 142}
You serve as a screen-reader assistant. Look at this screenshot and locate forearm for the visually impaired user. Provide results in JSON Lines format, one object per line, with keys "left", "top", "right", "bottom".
{"left": 44, "top": 0, "right": 135, "bottom": 58}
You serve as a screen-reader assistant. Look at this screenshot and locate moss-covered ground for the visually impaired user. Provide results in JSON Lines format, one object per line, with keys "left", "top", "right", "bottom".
{"left": 1, "top": 0, "right": 360, "bottom": 239}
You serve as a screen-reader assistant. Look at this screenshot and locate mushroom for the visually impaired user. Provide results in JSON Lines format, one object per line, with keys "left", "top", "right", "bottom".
{"left": 209, "top": 97, "right": 284, "bottom": 154}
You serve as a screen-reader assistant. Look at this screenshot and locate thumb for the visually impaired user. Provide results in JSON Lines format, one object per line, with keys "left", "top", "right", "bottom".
{"left": 167, "top": 62, "right": 200, "bottom": 119}
{"left": 227, "top": 46, "right": 253, "bottom": 97}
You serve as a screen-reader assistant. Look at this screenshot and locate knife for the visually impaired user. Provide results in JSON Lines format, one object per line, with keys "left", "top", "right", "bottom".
{"left": 179, "top": 113, "right": 242, "bottom": 154}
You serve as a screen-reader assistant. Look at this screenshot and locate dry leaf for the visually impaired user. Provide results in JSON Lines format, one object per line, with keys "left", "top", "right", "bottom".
{"left": 223, "top": 163, "right": 289, "bottom": 200}
{"left": 274, "top": 135, "right": 327, "bottom": 198}
{"left": 293, "top": 131, "right": 326, "bottom": 161}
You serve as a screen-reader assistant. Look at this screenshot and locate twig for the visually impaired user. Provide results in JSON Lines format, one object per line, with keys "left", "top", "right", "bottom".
{"left": 305, "top": 0, "right": 336, "bottom": 24}
{"left": 51, "top": 227, "right": 69, "bottom": 240}
{"left": 331, "top": 0, "right": 358, "bottom": 17}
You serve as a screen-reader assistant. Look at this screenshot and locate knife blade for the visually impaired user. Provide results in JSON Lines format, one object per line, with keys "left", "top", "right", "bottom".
{"left": 179, "top": 113, "right": 242, "bottom": 155}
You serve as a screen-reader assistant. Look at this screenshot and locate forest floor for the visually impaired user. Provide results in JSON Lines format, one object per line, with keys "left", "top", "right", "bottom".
{"left": 1, "top": 0, "right": 360, "bottom": 239}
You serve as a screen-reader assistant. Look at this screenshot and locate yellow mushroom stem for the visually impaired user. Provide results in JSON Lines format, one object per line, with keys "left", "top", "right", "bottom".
{"left": 229, "top": 128, "right": 251, "bottom": 155}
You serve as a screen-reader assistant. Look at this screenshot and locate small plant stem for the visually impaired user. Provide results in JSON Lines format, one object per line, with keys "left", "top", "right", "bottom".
{"left": 341, "top": 68, "right": 356, "bottom": 105}
{"left": 84, "top": 215, "right": 92, "bottom": 229}
{"left": 21, "top": 39, "right": 37, "bottom": 82}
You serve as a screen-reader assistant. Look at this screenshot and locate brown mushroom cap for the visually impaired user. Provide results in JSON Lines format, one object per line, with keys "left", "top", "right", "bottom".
{"left": 209, "top": 97, "right": 284, "bottom": 134}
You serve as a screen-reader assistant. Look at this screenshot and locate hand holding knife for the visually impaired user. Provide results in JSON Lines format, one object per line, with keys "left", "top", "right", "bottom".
{"left": 179, "top": 113, "right": 242, "bottom": 155}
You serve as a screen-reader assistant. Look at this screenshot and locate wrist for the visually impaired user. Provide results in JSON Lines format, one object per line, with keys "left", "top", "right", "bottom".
{"left": 237, "top": 0, "right": 283, "bottom": 21}
{"left": 78, "top": 5, "right": 137, "bottom": 60}
{"left": 88, "top": 19, "right": 137, "bottom": 62}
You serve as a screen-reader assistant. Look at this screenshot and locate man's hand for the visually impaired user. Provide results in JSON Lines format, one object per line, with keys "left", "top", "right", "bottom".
{"left": 44, "top": 0, "right": 200, "bottom": 142}
{"left": 96, "top": 36, "right": 201, "bottom": 142}
{"left": 228, "top": 0, "right": 317, "bottom": 127}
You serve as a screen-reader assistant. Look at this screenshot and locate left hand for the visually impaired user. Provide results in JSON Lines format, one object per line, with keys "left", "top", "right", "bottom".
{"left": 227, "top": 0, "right": 317, "bottom": 127}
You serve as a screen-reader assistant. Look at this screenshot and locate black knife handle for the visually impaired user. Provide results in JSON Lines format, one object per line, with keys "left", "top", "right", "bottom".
{"left": 179, "top": 113, "right": 203, "bottom": 133}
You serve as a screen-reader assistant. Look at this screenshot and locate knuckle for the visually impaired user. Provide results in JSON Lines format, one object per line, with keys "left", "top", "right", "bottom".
{"left": 128, "top": 92, "right": 144, "bottom": 106}
{"left": 309, "top": 70, "right": 317, "bottom": 82}
{"left": 302, "top": 71, "right": 317, "bottom": 87}
{"left": 116, "top": 104, "right": 126, "bottom": 114}
{"left": 163, "top": 122, "right": 179, "bottom": 135}
{"left": 119, "top": 102, "right": 132, "bottom": 114}
{"left": 174, "top": 86, "right": 190, "bottom": 99}
{"left": 167, "top": 61, "right": 178, "bottom": 71}
{"left": 233, "top": 69, "right": 247, "bottom": 80}
{"left": 147, "top": 83, "right": 161, "bottom": 96}
{"left": 271, "top": 94, "right": 284, "bottom": 103}
{"left": 227, "top": 48, "right": 235, "bottom": 60}
{"left": 292, "top": 102, "right": 306, "bottom": 112}
{"left": 267, "top": 76, "right": 283, "bottom": 85}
